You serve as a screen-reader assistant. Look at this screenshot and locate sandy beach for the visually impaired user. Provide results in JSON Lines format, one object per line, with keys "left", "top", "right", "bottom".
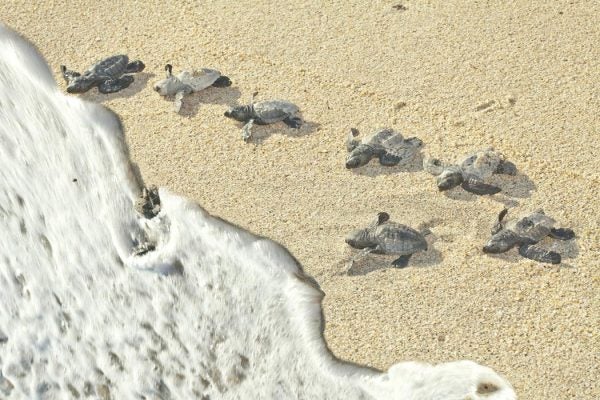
{"left": 1, "top": 1, "right": 598, "bottom": 398}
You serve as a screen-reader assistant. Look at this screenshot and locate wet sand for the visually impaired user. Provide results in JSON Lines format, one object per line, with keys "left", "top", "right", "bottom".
{"left": 2, "top": 1, "right": 599, "bottom": 398}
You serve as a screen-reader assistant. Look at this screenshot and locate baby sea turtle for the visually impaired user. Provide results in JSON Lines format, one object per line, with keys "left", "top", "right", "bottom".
{"left": 423, "top": 148, "right": 517, "bottom": 195}
{"left": 132, "top": 242, "right": 156, "bottom": 257}
{"left": 60, "top": 54, "right": 145, "bottom": 94}
{"left": 224, "top": 92, "right": 302, "bottom": 142}
{"left": 345, "top": 128, "right": 423, "bottom": 168}
{"left": 483, "top": 208, "right": 575, "bottom": 264}
{"left": 153, "top": 64, "right": 232, "bottom": 113}
{"left": 134, "top": 185, "right": 160, "bottom": 219}
{"left": 345, "top": 212, "right": 428, "bottom": 269}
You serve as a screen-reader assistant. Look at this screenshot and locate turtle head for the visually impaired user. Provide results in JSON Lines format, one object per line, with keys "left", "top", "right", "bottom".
{"left": 436, "top": 168, "right": 463, "bottom": 191}
{"left": 345, "top": 228, "right": 373, "bottom": 249}
{"left": 345, "top": 145, "right": 373, "bottom": 169}
{"left": 224, "top": 105, "right": 252, "bottom": 122}
{"left": 65, "top": 75, "right": 97, "bottom": 93}
{"left": 60, "top": 65, "right": 92, "bottom": 93}
{"left": 153, "top": 65, "right": 181, "bottom": 95}
{"left": 483, "top": 229, "right": 520, "bottom": 254}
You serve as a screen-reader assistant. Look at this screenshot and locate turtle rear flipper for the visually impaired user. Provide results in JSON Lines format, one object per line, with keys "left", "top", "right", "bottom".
{"left": 212, "top": 75, "right": 232, "bottom": 87}
{"left": 378, "top": 151, "right": 402, "bottom": 166}
{"left": 283, "top": 116, "right": 302, "bottom": 129}
{"left": 125, "top": 60, "right": 145, "bottom": 73}
{"left": 461, "top": 176, "right": 501, "bottom": 195}
{"left": 98, "top": 76, "right": 134, "bottom": 94}
{"left": 519, "top": 243, "right": 561, "bottom": 264}
{"left": 549, "top": 227, "right": 575, "bottom": 240}
{"left": 392, "top": 254, "right": 412, "bottom": 268}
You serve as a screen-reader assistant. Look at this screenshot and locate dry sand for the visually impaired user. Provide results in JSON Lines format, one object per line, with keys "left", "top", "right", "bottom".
{"left": 2, "top": 1, "right": 599, "bottom": 398}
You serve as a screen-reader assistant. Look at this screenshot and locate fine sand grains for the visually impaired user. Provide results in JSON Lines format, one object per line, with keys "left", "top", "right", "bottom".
{"left": 1, "top": 1, "right": 599, "bottom": 398}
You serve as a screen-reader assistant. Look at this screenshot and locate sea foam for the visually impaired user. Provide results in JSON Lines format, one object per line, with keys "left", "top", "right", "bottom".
{"left": 0, "top": 24, "right": 516, "bottom": 399}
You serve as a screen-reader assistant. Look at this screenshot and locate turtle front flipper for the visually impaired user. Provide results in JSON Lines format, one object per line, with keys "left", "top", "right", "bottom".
{"left": 519, "top": 243, "right": 561, "bottom": 264}
{"left": 461, "top": 175, "right": 501, "bottom": 195}
{"left": 346, "top": 128, "right": 360, "bottom": 152}
{"left": 549, "top": 228, "right": 575, "bottom": 240}
{"left": 283, "top": 116, "right": 302, "bottom": 129}
{"left": 173, "top": 90, "right": 186, "bottom": 113}
{"left": 378, "top": 151, "right": 402, "bottom": 166}
{"left": 392, "top": 254, "right": 412, "bottom": 268}
{"left": 125, "top": 60, "right": 145, "bottom": 73}
{"left": 242, "top": 119, "right": 255, "bottom": 142}
{"left": 98, "top": 76, "right": 134, "bottom": 94}
{"left": 369, "top": 212, "right": 390, "bottom": 228}
{"left": 491, "top": 208, "right": 509, "bottom": 234}
{"left": 212, "top": 75, "right": 232, "bottom": 87}
{"left": 60, "top": 65, "right": 81, "bottom": 83}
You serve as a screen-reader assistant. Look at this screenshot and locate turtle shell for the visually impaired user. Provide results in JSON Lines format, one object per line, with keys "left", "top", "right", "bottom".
{"left": 253, "top": 100, "right": 299, "bottom": 123}
{"left": 182, "top": 68, "right": 222, "bottom": 91}
{"left": 505, "top": 210, "right": 556, "bottom": 243}
{"left": 460, "top": 149, "right": 502, "bottom": 179}
{"left": 87, "top": 55, "right": 129, "bottom": 78}
{"left": 363, "top": 129, "right": 422, "bottom": 160}
{"left": 368, "top": 222, "right": 428, "bottom": 255}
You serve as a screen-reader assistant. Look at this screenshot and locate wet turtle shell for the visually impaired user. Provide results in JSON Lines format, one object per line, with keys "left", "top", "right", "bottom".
{"left": 88, "top": 55, "right": 131, "bottom": 78}
{"left": 502, "top": 210, "right": 556, "bottom": 243}
{"left": 368, "top": 222, "right": 428, "bottom": 255}
{"left": 252, "top": 100, "right": 300, "bottom": 123}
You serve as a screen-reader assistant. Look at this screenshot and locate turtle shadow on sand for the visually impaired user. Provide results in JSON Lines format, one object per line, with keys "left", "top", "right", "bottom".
{"left": 349, "top": 152, "right": 424, "bottom": 177}
{"left": 79, "top": 72, "right": 155, "bottom": 102}
{"left": 343, "top": 245, "right": 443, "bottom": 276}
{"left": 232, "top": 120, "right": 321, "bottom": 144}
{"left": 441, "top": 172, "right": 536, "bottom": 203}
{"left": 173, "top": 85, "right": 242, "bottom": 118}
{"left": 485, "top": 238, "right": 580, "bottom": 267}
{"left": 491, "top": 172, "right": 536, "bottom": 198}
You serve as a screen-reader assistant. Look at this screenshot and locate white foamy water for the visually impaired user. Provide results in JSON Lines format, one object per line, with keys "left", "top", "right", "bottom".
{"left": 0, "top": 25, "right": 516, "bottom": 399}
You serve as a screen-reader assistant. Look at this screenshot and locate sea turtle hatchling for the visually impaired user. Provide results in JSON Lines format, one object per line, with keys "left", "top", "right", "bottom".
{"left": 60, "top": 54, "right": 145, "bottom": 94}
{"left": 345, "top": 128, "right": 423, "bottom": 168}
{"left": 224, "top": 92, "right": 302, "bottom": 142}
{"left": 153, "top": 64, "right": 232, "bottom": 112}
{"left": 345, "top": 212, "right": 428, "bottom": 269}
{"left": 483, "top": 208, "right": 575, "bottom": 264}
{"left": 134, "top": 185, "right": 161, "bottom": 219}
{"left": 423, "top": 148, "right": 517, "bottom": 195}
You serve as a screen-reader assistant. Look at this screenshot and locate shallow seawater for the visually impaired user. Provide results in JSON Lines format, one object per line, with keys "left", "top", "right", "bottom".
{"left": 0, "top": 25, "right": 515, "bottom": 400}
